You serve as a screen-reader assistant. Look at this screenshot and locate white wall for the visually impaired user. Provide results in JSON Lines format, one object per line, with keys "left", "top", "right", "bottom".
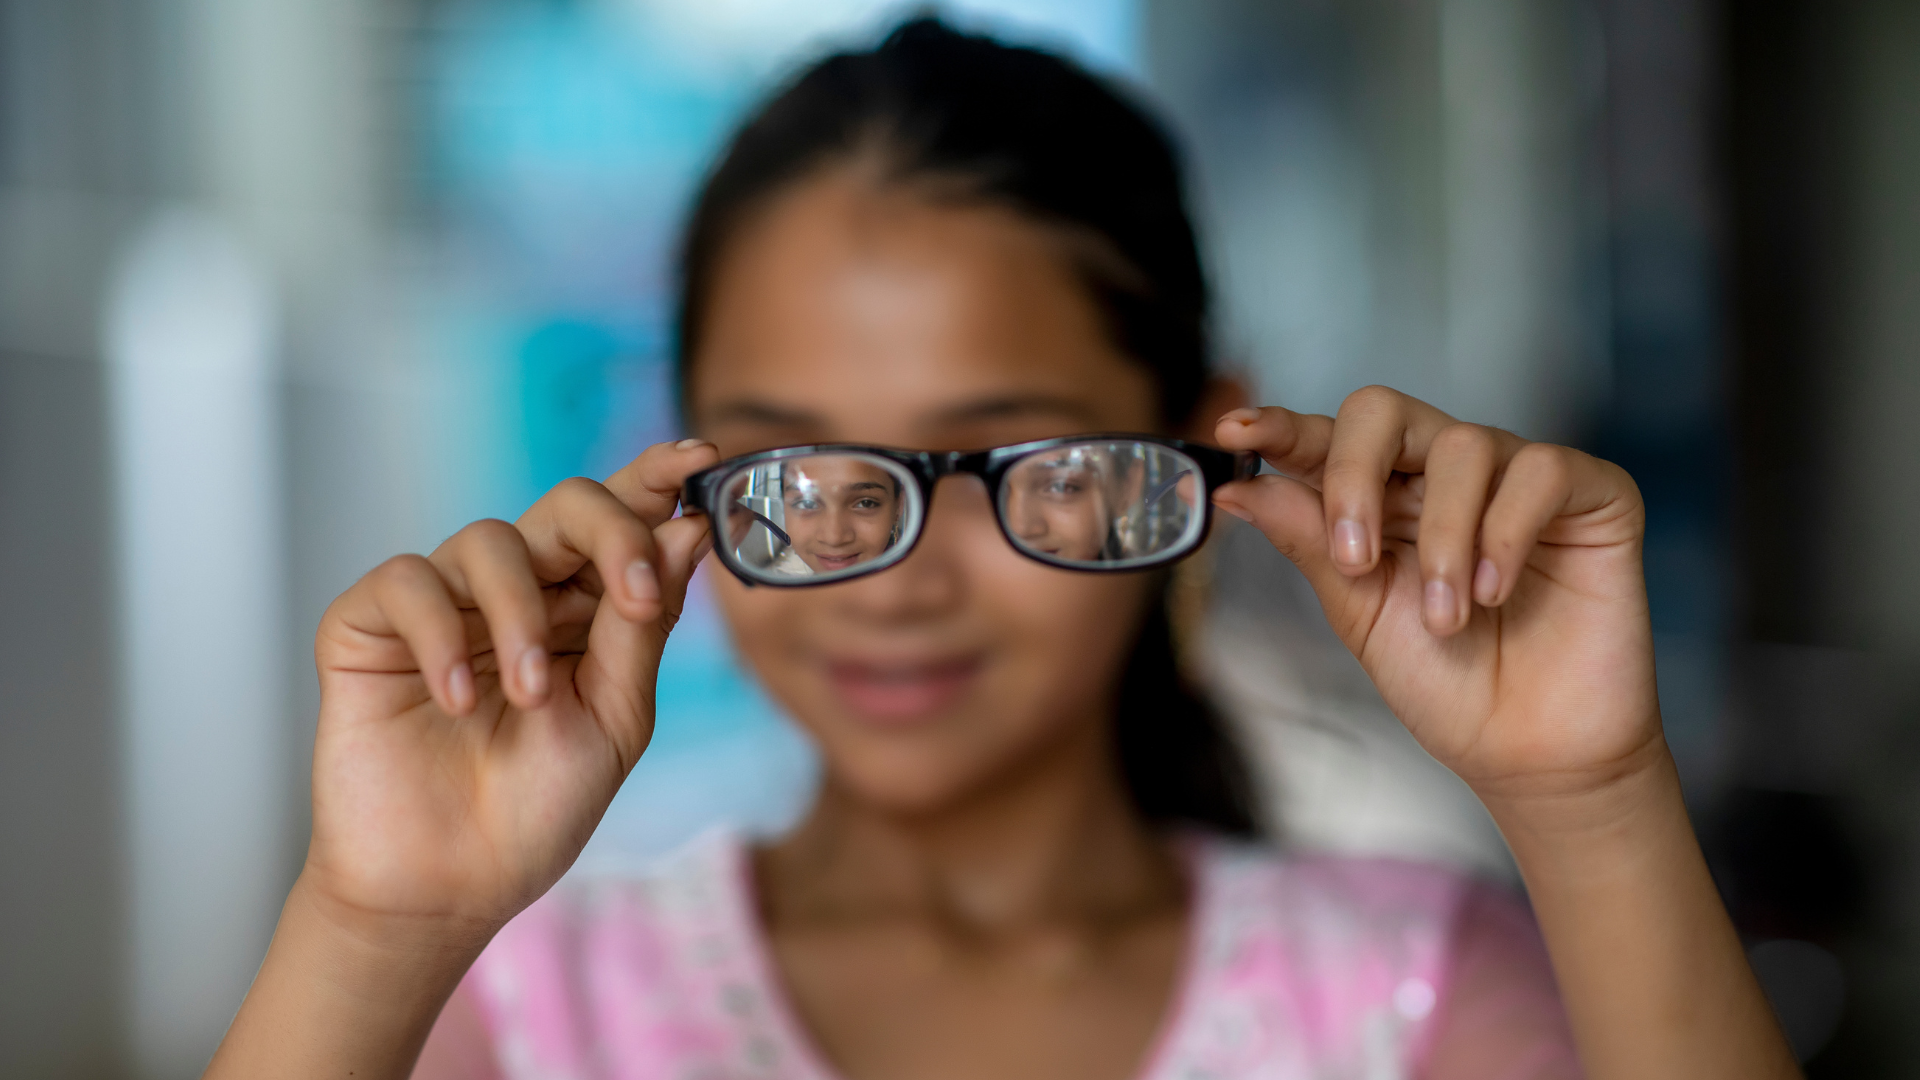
{"left": 107, "top": 211, "right": 288, "bottom": 1080}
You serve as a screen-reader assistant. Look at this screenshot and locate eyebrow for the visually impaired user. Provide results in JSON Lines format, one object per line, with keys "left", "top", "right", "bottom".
{"left": 927, "top": 394, "right": 1105, "bottom": 426}
{"left": 701, "top": 400, "right": 825, "bottom": 428}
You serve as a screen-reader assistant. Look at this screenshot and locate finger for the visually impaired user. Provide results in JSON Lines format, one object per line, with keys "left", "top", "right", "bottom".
{"left": 1416, "top": 423, "right": 1501, "bottom": 636}
{"left": 1211, "top": 474, "right": 1362, "bottom": 617}
{"left": 1474, "top": 443, "right": 1638, "bottom": 606}
{"left": 601, "top": 438, "right": 724, "bottom": 529}
{"left": 1213, "top": 406, "right": 1335, "bottom": 484}
{"left": 570, "top": 510, "right": 715, "bottom": 769}
{"left": 1380, "top": 474, "right": 1426, "bottom": 544}
{"left": 431, "top": 520, "right": 552, "bottom": 708}
{"left": 331, "top": 554, "right": 477, "bottom": 716}
{"left": 1320, "top": 386, "right": 1457, "bottom": 575}
{"left": 516, "top": 477, "right": 665, "bottom": 623}
{"left": 649, "top": 513, "right": 715, "bottom": 628}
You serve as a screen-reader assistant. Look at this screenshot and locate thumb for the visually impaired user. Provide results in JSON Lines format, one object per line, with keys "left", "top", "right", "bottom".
{"left": 650, "top": 513, "right": 713, "bottom": 633}
{"left": 573, "top": 515, "right": 711, "bottom": 769}
{"left": 585, "top": 512, "right": 710, "bottom": 687}
{"left": 1213, "top": 475, "right": 1365, "bottom": 616}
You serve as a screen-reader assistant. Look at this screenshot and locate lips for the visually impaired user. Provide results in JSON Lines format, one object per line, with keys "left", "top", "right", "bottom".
{"left": 813, "top": 552, "right": 862, "bottom": 570}
{"left": 823, "top": 655, "right": 983, "bottom": 723}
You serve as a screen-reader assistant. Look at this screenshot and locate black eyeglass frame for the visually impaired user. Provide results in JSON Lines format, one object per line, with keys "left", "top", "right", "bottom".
{"left": 681, "top": 434, "right": 1260, "bottom": 588}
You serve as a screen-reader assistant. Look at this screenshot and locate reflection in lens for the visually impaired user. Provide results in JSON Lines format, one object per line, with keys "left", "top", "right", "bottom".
{"left": 999, "top": 442, "right": 1202, "bottom": 567}
{"left": 1002, "top": 448, "right": 1115, "bottom": 562}
{"left": 716, "top": 453, "right": 917, "bottom": 583}
{"left": 780, "top": 457, "right": 901, "bottom": 573}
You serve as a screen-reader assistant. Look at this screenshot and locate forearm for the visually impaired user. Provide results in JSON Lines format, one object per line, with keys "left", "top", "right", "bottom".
{"left": 1480, "top": 744, "right": 1798, "bottom": 1080}
{"left": 204, "top": 872, "right": 493, "bottom": 1080}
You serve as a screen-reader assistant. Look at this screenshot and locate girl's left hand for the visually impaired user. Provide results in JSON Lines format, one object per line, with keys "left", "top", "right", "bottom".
{"left": 1212, "top": 388, "right": 1659, "bottom": 806}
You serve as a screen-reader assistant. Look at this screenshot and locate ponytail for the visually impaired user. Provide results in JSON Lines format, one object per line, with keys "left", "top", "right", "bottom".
{"left": 1114, "top": 585, "right": 1261, "bottom": 837}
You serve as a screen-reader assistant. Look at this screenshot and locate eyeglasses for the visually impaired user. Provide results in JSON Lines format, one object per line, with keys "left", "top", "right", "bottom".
{"left": 682, "top": 435, "right": 1259, "bottom": 587}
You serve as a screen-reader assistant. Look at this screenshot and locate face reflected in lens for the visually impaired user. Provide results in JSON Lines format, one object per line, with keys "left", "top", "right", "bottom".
{"left": 1002, "top": 450, "right": 1113, "bottom": 563}
{"left": 780, "top": 457, "right": 902, "bottom": 573}
{"left": 999, "top": 441, "right": 1206, "bottom": 568}
{"left": 716, "top": 453, "right": 916, "bottom": 582}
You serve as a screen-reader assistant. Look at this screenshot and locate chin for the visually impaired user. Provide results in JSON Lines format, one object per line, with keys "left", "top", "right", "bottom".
{"left": 802, "top": 702, "right": 1092, "bottom": 823}
{"left": 815, "top": 739, "right": 1003, "bottom": 817}
{"left": 837, "top": 773, "right": 985, "bottom": 820}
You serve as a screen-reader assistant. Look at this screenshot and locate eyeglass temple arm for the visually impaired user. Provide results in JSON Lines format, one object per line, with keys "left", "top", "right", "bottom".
{"left": 674, "top": 483, "right": 796, "bottom": 548}
{"left": 1144, "top": 452, "right": 1260, "bottom": 506}
{"left": 740, "top": 505, "right": 791, "bottom": 547}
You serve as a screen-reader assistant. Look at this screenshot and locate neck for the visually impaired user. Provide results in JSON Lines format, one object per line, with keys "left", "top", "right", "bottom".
{"left": 759, "top": 718, "right": 1185, "bottom": 937}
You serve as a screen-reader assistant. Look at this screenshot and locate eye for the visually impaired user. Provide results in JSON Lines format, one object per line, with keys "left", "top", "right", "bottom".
{"left": 786, "top": 493, "right": 821, "bottom": 511}
{"left": 852, "top": 497, "right": 882, "bottom": 510}
{"left": 1037, "top": 469, "right": 1090, "bottom": 497}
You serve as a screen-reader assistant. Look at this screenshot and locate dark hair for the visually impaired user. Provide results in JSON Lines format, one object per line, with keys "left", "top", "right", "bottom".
{"left": 674, "top": 17, "right": 1259, "bottom": 837}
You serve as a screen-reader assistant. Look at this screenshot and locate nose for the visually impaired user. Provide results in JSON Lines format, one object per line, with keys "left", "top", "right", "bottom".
{"left": 930, "top": 472, "right": 999, "bottom": 528}
{"left": 821, "top": 505, "right": 858, "bottom": 546}
{"left": 825, "top": 476, "right": 990, "bottom": 619}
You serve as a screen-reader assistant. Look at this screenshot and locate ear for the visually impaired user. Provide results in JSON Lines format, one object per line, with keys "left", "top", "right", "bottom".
{"left": 1182, "top": 375, "right": 1253, "bottom": 443}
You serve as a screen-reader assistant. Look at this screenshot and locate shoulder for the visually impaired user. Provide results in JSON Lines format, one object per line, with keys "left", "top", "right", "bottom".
{"left": 476, "top": 827, "right": 739, "bottom": 983}
{"left": 460, "top": 830, "right": 775, "bottom": 1080}
{"left": 1155, "top": 836, "right": 1546, "bottom": 1078}
{"left": 1221, "top": 845, "right": 1553, "bottom": 1001}
{"left": 1198, "top": 835, "right": 1495, "bottom": 951}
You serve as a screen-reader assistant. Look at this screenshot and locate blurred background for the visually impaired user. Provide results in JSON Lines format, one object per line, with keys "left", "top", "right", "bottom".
{"left": 1, "top": 0, "right": 1914, "bottom": 1075}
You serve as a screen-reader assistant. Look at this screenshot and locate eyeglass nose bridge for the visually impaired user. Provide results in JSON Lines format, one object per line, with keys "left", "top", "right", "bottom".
{"left": 843, "top": 450, "right": 990, "bottom": 559}
{"left": 922, "top": 448, "right": 993, "bottom": 481}
{"left": 896, "top": 449, "right": 1007, "bottom": 535}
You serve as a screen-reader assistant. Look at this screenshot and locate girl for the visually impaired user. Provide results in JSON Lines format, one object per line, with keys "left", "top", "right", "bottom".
{"left": 206, "top": 20, "right": 1796, "bottom": 1080}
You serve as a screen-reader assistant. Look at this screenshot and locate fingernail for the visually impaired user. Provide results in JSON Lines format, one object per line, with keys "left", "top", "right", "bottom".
{"left": 626, "top": 559, "right": 658, "bottom": 604}
{"left": 1425, "top": 579, "right": 1458, "bottom": 628}
{"left": 675, "top": 438, "right": 711, "bottom": 451}
{"left": 1215, "top": 499, "right": 1254, "bottom": 522}
{"left": 1222, "top": 407, "right": 1261, "bottom": 424}
{"left": 1333, "top": 518, "right": 1370, "bottom": 566}
{"left": 1474, "top": 558, "right": 1500, "bottom": 605}
{"left": 447, "top": 662, "right": 474, "bottom": 713}
{"left": 519, "top": 648, "right": 548, "bottom": 700}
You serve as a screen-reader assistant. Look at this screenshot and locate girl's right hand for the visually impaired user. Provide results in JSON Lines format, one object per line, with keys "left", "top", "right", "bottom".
{"left": 302, "top": 439, "right": 718, "bottom": 938}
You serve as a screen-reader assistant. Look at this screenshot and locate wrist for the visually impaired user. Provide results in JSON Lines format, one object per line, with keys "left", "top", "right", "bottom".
{"left": 290, "top": 867, "right": 503, "bottom": 970}
{"left": 1469, "top": 737, "right": 1800, "bottom": 1079}
{"left": 1470, "top": 730, "right": 1681, "bottom": 843}
{"left": 1475, "top": 739, "right": 1707, "bottom": 902}
{"left": 204, "top": 870, "right": 498, "bottom": 1079}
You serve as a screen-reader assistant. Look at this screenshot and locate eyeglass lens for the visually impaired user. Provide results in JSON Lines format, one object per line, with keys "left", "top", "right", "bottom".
{"left": 998, "top": 441, "right": 1203, "bottom": 568}
{"left": 714, "top": 452, "right": 922, "bottom": 584}
{"left": 712, "top": 441, "right": 1205, "bottom": 585}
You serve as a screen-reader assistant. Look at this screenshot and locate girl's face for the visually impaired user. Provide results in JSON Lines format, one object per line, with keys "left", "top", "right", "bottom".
{"left": 687, "top": 169, "right": 1171, "bottom": 815}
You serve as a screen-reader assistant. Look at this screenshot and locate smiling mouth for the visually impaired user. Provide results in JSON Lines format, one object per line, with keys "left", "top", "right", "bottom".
{"left": 824, "top": 656, "right": 983, "bottom": 723}
{"left": 813, "top": 552, "right": 863, "bottom": 569}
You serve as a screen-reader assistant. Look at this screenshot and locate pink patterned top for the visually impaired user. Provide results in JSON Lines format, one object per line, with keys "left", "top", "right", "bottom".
{"left": 420, "top": 831, "right": 1581, "bottom": 1080}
